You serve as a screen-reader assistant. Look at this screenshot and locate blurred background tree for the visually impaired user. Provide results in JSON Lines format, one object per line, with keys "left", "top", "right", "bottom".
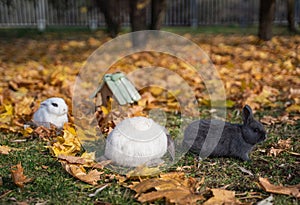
{"left": 258, "top": 0, "right": 276, "bottom": 40}
{"left": 0, "top": 0, "right": 298, "bottom": 40}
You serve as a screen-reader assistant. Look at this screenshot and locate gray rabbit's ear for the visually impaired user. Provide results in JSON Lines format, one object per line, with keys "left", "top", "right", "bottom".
{"left": 242, "top": 105, "right": 253, "bottom": 124}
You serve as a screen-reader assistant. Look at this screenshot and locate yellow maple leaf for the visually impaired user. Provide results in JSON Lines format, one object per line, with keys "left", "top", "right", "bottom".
{"left": 286, "top": 104, "right": 300, "bottom": 113}
{"left": 22, "top": 126, "right": 34, "bottom": 138}
{"left": 0, "top": 104, "right": 14, "bottom": 124}
{"left": 49, "top": 124, "right": 82, "bottom": 157}
{"left": 14, "top": 97, "right": 34, "bottom": 116}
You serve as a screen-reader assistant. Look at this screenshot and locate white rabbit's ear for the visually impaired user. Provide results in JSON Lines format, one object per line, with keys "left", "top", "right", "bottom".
{"left": 242, "top": 105, "right": 253, "bottom": 124}
{"left": 40, "top": 101, "right": 48, "bottom": 107}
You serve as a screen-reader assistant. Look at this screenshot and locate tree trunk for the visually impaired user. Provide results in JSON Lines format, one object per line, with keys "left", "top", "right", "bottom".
{"left": 96, "top": 0, "right": 121, "bottom": 38}
{"left": 129, "top": 0, "right": 150, "bottom": 47}
{"left": 287, "top": 0, "right": 297, "bottom": 32}
{"left": 150, "top": 0, "right": 167, "bottom": 30}
{"left": 258, "top": 0, "right": 275, "bottom": 41}
{"left": 130, "top": 0, "right": 149, "bottom": 31}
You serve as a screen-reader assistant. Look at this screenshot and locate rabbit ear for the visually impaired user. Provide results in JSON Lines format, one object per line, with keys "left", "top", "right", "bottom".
{"left": 242, "top": 105, "right": 253, "bottom": 124}
{"left": 40, "top": 101, "right": 48, "bottom": 107}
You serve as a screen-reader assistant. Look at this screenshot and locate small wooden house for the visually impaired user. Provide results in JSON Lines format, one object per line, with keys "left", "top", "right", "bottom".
{"left": 90, "top": 72, "right": 141, "bottom": 106}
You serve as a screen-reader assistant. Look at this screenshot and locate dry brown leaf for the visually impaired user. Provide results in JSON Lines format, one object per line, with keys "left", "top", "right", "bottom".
{"left": 58, "top": 155, "right": 86, "bottom": 164}
{"left": 34, "top": 126, "right": 53, "bottom": 139}
{"left": 260, "top": 115, "right": 278, "bottom": 125}
{"left": 11, "top": 163, "right": 32, "bottom": 188}
{"left": 92, "top": 160, "right": 112, "bottom": 169}
{"left": 130, "top": 172, "right": 204, "bottom": 204}
{"left": 259, "top": 177, "right": 300, "bottom": 198}
{"left": 0, "top": 145, "right": 12, "bottom": 155}
{"left": 267, "top": 147, "right": 284, "bottom": 157}
{"left": 61, "top": 162, "right": 102, "bottom": 185}
{"left": 138, "top": 188, "right": 204, "bottom": 204}
{"left": 246, "top": 86, "right": 279, "bottom": 109}
{"left": 278, "top": 138, "right": 292, "bottom": 149}
{"left": 203, "top": 189, "right": 241, "bottom": 205}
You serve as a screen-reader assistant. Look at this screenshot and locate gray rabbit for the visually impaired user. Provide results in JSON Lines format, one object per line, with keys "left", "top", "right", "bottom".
{"left": 183, "top": 105, "right": 266, "bottom": 161}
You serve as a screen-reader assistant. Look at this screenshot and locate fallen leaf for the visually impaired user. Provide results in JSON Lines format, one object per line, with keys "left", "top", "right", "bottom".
{"left": 246, "top": 86, "right": 280, "bottom": 109}
{"left": 260, "top": 115, "right": 278, "bottom": 125}
{"left": 0, "top": 104, "right": 13, "bottom": 124}
{"left": 267, "top": 147, "right": 284, "bottom": 157}
{"left": 61, "top": 162, "right": 102, "bottom": 185}
{"left": 278, "top": 138, "right": 291, "bottom": 149}
{"left": 259, "top": 177, "right": 300, "bottom": 198}
{"left": 34, "top": 126, "right": 54, "bottom": 139}
{"left": 286, "top": 104, "right": 300, "bottom": 113}
{"left": 11, "top": 163, "right": 32, "bottom": 188}
{"left": 0, "top": 145, "right": 12, "bottom": 155}
{"left": 41, "top": 165, "right": 49, "bottom": 169}
{"left": 203, "top": 189, "right": 241, "bottom": 205}
{"left": 14, "top": 96, "right": 34, "bottom": 116}
{"left": 129, "top": 172, "right": 205, "bottom": 204}
{"left": 58, "top": 155, "right": 86, "bottom": 164}
{"left": 138, "top": 188, "right": 204, "bottom": 204}
{"left": 92, "top": 160, "right": 112, "bottom": 169}
{"left": 49, "top": 124, "right": 81, "bottom": 157}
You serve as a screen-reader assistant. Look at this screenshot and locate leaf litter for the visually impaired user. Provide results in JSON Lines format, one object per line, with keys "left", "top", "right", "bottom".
{"left": 0, "top": 34, "right": 299, "bottom": 203}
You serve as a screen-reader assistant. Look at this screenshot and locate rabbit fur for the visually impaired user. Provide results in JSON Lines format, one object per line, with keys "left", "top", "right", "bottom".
{"left": 33, "top": 97, "right": 68, "bottom": 129}
{"left": 183, "top": 105, "right": 266, "bottom": 161}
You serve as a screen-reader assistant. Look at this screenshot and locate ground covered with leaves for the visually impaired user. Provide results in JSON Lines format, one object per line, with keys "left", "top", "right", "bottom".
{"left": 0, "top": 28, "right": 299, "bottom": 204}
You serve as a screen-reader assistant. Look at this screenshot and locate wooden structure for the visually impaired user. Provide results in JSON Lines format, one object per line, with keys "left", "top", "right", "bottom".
{"left": 90, "top": 72, "right": 141, "bottom": 106}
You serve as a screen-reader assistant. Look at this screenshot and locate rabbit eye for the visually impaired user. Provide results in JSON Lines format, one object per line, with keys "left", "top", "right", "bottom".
{"left": 51, "top": 102, "right": 58, "bottom": 107}
{"left": 253, "top": 128, "right": 259, "bottom": 133}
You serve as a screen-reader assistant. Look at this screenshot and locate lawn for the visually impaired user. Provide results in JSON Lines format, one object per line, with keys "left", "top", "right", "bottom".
{"left": 0, "top": 26, "right": 299, "bottom": 204}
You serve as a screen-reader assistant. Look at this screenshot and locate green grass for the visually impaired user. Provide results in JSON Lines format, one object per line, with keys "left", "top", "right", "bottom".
{"left": 1, "top": 109, "right": 299, "bottom": 204}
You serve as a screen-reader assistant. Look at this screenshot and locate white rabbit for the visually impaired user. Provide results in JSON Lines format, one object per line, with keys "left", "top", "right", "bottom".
{"left": 33, "top": 97, "right": 68, "bottom": 129}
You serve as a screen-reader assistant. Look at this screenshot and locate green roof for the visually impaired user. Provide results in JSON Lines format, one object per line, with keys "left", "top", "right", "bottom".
{"left": 90, "top": 72, "right": 141, "bottom": 105}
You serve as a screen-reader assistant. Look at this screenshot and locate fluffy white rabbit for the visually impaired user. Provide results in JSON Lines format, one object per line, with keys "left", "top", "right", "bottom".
{"left": 33, "top": 97, "right": 68, "bottom": 129}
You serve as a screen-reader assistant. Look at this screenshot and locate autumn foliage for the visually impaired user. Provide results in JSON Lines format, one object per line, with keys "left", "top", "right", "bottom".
{"left": 0, "top": 33, "right": 299, "bottom": 204}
